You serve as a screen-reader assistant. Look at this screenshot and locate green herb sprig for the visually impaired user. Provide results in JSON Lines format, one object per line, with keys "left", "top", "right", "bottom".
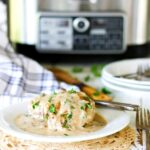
{"left": 67, "top": 112, "right": 73, "bottom": 120}
{"left": 101, "top": 87, "right": 112, "bottom": 94}
{"left": 93, "top": 91, "right": 100, "bottom": 96}
{"left": 84, "top": 75, "right": 91, "bottom": 82}
{"left": 68, "top": 89, "right": 77, "bottom": 94}
{"left": 91, "top": 64, "right": 105, "bottom": 77}
{"left": 32, "top": 101, "right": 40, "bottom": 109}
{"left": 80, "top": 103, "right": 92, "bottom": 110}
{"left": 62, "top": 120, "right": 69, "bottom": 129}
{"left": 83, "top": 96, "right": 91, "bottom": 102}
{"left": 72, "top": 67, "right": 83, "bottom": 73}
{"left": 49, "top": 104, "right": 56, "bottom": 114}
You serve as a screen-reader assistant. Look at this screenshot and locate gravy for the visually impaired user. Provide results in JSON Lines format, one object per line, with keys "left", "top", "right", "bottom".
{"left": 15, "top": 113, "right": 107, "bottom": 136}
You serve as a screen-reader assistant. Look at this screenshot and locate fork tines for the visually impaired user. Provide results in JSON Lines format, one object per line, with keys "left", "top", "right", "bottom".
{"left": 144, "top": 109, "right": 150, "bottom": 129}
{"left": 136, "top": 108, "right": 150, "bottom": 130}
{"left": 136, "top": 107, "right": 150, "bottom": 149}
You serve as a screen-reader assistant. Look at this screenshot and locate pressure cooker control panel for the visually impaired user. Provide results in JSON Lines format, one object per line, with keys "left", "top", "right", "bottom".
{"left": 37, "top": 12, "right": 126, "bottom": 54}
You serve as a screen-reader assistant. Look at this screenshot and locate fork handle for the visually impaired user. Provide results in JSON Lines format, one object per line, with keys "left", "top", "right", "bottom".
{"left": 95, "top": 100, "right": 139, "bottom": 111}
{"left": 146, "top": 131, "right": 150, "bottom": 150}
{"left": 49, "top": 67, "right": 112, "bottom": 101}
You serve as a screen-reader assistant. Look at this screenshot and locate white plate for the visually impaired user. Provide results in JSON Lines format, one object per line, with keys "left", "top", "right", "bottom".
{"left": 102, "top": 75, "right": 150, "bottom": 91}
{"left": 101, "top": 78, "right": 144, "bottom": 93}
{"left": 102, "top": 58, "right": 150, "bottom": 86}
{"left": 0, "top": 101, "right": 130, "bottom": 143}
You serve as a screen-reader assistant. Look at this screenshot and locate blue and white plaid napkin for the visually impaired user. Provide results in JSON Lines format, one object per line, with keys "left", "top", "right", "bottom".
{"left": 0, "top": 1, "right": 78, "bottom": 108}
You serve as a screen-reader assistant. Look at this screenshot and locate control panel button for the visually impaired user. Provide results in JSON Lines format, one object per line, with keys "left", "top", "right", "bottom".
{"left": 73, "top": 17, "right": 90, "bottom": 32}
{"left": 78, "top": 21, "right": 85, "bottom": 29}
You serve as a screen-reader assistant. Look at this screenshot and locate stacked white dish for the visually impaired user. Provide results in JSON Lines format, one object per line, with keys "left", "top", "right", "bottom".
{"left": 101, "top": 58, "right": 150, "bottom": 91}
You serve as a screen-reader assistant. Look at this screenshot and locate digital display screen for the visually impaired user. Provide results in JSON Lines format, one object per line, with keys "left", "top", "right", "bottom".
{"left": 92, "top": 19, "right": 106, "bottom": 28}
{"left": 55, "top": 20, "right": 69, "bottom": 27}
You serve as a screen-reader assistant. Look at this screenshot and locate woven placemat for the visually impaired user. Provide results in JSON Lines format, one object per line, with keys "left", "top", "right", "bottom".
{"left": 0, "top": 126, "right": 135, "bottom": 150}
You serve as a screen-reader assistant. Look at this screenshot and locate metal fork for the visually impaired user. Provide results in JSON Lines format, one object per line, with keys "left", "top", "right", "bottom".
{"left": 143, "top": 64, "right": 150, "bottom": 77}
{"left": 136, "top": 107, "right": 150, "bottom": 149}
{"left": 115, "top": 64, "right": 150, "bottom": 80}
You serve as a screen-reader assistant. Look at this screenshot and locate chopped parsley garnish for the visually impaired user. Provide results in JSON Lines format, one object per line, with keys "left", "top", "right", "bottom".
{"left": 62, "top": 112, "right": 73, "bottom": 129}
{"left": 91, "top": 64, "right": 105, "bottom": 77}
{"left": 32, "top": 101, "right": 40, "bottom": 109}
{"left": 83, "top": 96, "right": 91, "bottom": 102}
{"left": 80, "top": 103, "right": 92, "bottom": 110}
{"left": 72, "top": 66, "right": 83, "bottom": 73}
{"left": 48, "top": 92, "right": 57, "bottom": 102}
{"left": 101, "top": 87, "right": 112, "bottom": 95}
{"left": 48, "top": 96, "right": 53, "bottom": 102}
{"left": 71, "top": 105, "right": 75, "bottom": 109}
{"left": 84, "top": 75, "right": 91, "bottom": 82}
{"left": 49, "top": 104, "right": 56, "bottom": 114}
{"left": 64, "top": 133, "right": 69, "bottom": 136}
{"left": 93, "top": 91, "right": 100, "bottom": 96}
{"left": 68, "top": 89, "right": 77, "bottom": 94}
{"left": 67, "top": 112, "right": 73, "bottom": 120}
{"left": 86, "top": 103, "right": 92, "bottom": 109}
{"left": 62, "top": 120, "right": 69, "bottom": 129}
{"left": 91, "top": 65, "right": 101, "bottom": 77}
{"left": 92, "top": 87, "right": 111, "bottom": 97}
{"left": 80, "top": 105, "right": 85, "bottom": 110}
